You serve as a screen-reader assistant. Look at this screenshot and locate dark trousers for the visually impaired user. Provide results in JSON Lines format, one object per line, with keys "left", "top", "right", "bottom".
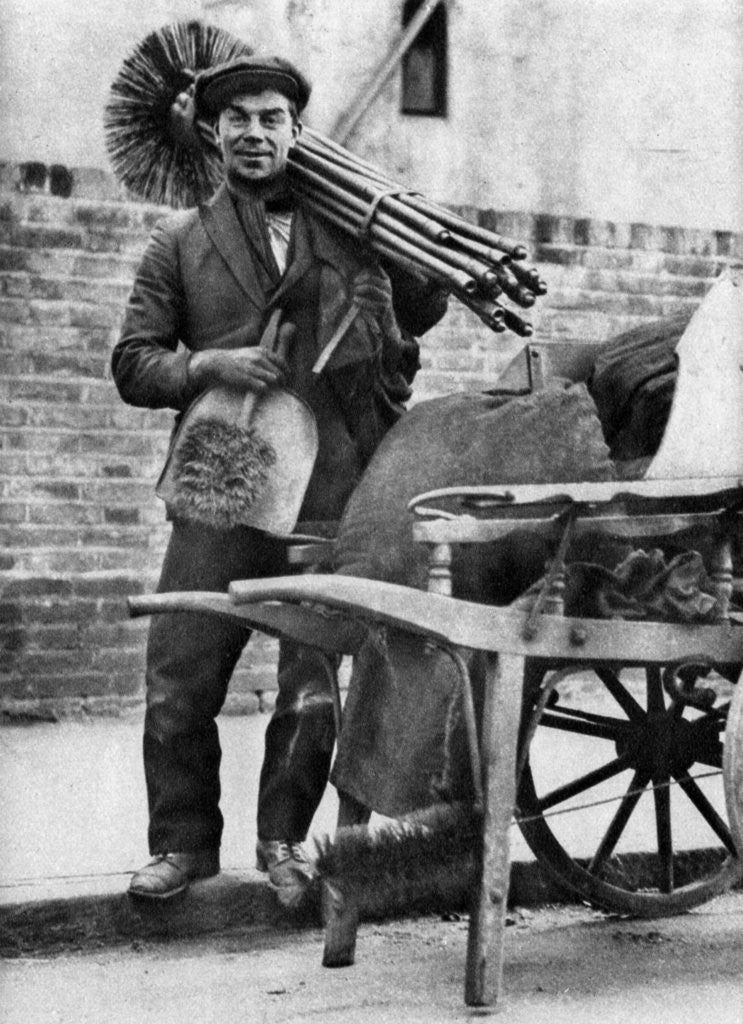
{"left": 144, "top": 520, "right": 336, "bottom": 854}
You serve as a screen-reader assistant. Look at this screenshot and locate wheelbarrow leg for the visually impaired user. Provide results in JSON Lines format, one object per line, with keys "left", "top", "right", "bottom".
{"left": 322, "top": 792, "right": 371, "bottom": 967}
{"left": 465, "top": 652, "right": 524, "bottom": 1008}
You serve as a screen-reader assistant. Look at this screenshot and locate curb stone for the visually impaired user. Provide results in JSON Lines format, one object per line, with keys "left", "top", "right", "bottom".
{"left": 6, "top": 851, "right": 736, "bottom": 957}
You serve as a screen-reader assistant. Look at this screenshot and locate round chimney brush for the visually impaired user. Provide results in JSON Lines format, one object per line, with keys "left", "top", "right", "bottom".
{"left": 104, "top": 21, "right": 252, "bottom": 207}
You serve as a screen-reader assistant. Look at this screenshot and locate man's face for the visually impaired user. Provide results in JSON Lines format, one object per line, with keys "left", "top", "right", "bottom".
{"left": 217, "top": 89, "right": 300, "bottom": 186}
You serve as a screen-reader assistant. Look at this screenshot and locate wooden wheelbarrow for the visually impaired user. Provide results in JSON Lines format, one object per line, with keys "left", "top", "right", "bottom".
{"left": 129, "top": 273, "right": 743, "bottom": 1009}
{"left": 130, "top": 473, "right": 743, "bottom": 1008}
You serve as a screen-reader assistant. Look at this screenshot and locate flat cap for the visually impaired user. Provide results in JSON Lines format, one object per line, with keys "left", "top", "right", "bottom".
{"left": 195, "top": 56, "right": 312, "bottom": 117}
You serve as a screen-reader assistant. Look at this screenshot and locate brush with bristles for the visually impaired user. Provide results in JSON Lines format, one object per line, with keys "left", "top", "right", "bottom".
{"left": 166, "top": 418, "right": 278, "bottom": 529}
{"left": 314, "top": 803, "right": 479, "bottom": 921}
{"left": 104, "top": 20, "right": 251, "bottom": 207}
{"left": 160, "top": 315, "right": 301, "bottom": 530}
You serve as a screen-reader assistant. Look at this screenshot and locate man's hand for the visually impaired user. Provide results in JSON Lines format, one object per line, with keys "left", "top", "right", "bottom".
{"left": 352, "top": 266, "right": 395, "bottom": 322}
{"left": 188, "top": 346, "right": 288, "bottom": 393}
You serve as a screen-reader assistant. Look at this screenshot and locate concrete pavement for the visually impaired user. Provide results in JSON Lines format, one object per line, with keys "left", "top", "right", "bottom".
{"left": 2, "top": 896, "right": 743, "bottom": 1023}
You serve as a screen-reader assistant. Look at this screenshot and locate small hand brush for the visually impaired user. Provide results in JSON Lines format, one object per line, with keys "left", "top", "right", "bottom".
{"left": 166, "top": 418, "right": 278, "bottom": 529}
{"left": 163, "top": 314, "right": 299, "bottom": 530}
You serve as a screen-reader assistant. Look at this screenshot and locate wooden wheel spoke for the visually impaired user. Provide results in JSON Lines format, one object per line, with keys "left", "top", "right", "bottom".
{"left": 588, "top": 769, "right": 650, "bottom": 874}
{"left": 544, "top": 704, "right": 633, "bottom": 729}
{"left": 646, "top": 665, "right": 666, "bottom": 715}
{"left": 596, "top": 667, "right": 645, "bottom": 721}
{"left": 538, "top": 752, "right": 634, "bottom": 813}
{"left": 548, "top": 704, "right": 634, "bottom": 729}
{"left": 653, "top": 775, "right": 674, "bottom": 892}
{"left": 673, "top": 770, "right": 736, "bottom": 854}
{"left": 538, "top": 710, "right": 628, "bottom": 742}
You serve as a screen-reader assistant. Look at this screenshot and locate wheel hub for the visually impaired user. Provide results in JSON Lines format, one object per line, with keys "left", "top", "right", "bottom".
{"left": 615, "top": 710, "right": 721, "bottom": 778}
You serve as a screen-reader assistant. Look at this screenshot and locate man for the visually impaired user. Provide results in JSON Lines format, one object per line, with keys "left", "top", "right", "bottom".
{"left": 112, "top": 55, "right": 446, "bottom": 906}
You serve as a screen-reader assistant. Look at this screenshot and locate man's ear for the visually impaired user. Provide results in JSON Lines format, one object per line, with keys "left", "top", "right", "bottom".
{"left": 291, "top": 119, "right": 303, "bottom": 144}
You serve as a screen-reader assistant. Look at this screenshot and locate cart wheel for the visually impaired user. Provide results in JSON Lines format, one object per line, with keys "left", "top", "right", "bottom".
{"left": 517, "top": 660, "right": 742, "bottom": 916}
{"left": 723, "top": 669, "right": 743, "bottom": 857}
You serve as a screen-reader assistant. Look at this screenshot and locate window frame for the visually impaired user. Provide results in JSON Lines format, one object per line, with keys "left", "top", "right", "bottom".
{"left": 400, "top": 0, "right": 448, "bottom": 118}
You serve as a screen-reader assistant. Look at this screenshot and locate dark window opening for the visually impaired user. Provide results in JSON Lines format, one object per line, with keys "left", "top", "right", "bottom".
{"left": 401, "top": 0, "right": 448, "bottom": 117}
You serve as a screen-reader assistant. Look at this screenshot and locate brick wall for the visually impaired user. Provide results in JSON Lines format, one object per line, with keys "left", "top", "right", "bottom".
{"left": 1, "top": 176, "right": 742, "bottom": 717}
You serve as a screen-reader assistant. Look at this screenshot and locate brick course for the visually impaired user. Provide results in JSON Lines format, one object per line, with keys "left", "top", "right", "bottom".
{"left": 1, "top": 177, "right": 741, "bottom": 717}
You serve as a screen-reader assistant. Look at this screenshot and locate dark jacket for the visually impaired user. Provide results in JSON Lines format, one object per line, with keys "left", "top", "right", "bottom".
{"left": 112, "top": 183, "right": 447, "bottom": 520}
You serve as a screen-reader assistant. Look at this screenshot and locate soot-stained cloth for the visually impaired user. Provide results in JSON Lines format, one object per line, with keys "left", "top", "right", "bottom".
{"left": 331, "top": 631, "right": 478, "bottom": 816}
{"left": 333, "top": 380, "right": 617, "bottom": 595}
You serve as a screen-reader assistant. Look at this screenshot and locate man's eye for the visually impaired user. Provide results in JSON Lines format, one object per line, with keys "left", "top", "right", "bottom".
{"left": 262, "top": 116, "right": 280, "bottom": 128}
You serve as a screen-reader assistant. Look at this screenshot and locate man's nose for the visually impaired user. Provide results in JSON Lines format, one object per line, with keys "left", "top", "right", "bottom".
{"left": 241, "top": 118, "right": 265, "bottom": 140}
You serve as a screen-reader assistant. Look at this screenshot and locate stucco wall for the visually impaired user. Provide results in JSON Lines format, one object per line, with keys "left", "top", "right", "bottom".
{"left": 1, "top": 0, "right": 741, "bottom": 230}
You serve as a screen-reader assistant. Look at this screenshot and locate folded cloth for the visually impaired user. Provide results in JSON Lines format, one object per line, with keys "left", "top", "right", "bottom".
{"left": 526, "top": 548, "right": 720, "bottom": 623}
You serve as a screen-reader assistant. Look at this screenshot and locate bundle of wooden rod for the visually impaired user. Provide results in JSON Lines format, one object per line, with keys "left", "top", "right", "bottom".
{"left": 181, "top": 116, "right": 545, "bottom": 337}
{"left": 289, "top": 128, "right": 546, "bottom": 337}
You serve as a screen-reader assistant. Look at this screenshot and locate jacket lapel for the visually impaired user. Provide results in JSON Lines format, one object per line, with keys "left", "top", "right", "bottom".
{"left": 271, "top": 205, "right": 366, "bottom": 312}
{"left": 200, "top": 184, "right": 266, "bottom": 310}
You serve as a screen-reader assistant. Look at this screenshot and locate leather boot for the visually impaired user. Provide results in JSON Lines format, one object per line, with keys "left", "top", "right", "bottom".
{"left": 256, "top": 839, "right": 316, "bottom": 908}
{"left": 128, "top": 850, "right": 220, "bottom": 901}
